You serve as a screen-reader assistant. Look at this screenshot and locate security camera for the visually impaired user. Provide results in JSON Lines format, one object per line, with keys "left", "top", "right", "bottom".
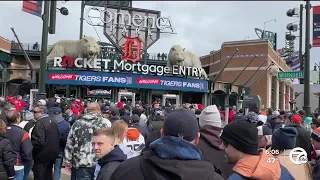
{"left": 58, "top": 7, "right": 69, "bottom": 16}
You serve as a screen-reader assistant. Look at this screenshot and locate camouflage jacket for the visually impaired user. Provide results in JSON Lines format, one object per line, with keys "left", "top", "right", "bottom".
{"left": 64, "top": 113, "right": 111, "bottom": 168}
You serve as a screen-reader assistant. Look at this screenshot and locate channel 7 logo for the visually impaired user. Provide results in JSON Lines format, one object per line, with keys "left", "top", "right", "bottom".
{"left": 289, "top": 147, "right": 308, "bottom": 165}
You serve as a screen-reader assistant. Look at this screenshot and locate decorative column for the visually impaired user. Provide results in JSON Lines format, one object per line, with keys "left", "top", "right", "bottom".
{"left": 269, "top": 64, "right": 280, "bottom": 110}
{"left": 275, "top": 79, "right": 279, "bottom": 110}
{"left": 281, "top": 81, "right": 286, "bottom": 110}
{"left": 284, "top": 84, "right": 290, "bottom": 111}
{"left": 267, "top": 73, "right": 272, "bottom": 109}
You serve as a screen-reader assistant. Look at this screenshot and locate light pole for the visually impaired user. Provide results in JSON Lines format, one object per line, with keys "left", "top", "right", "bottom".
{"left": 38, "top": 2, "right": 69, "bottom": 98}
{"left": 263, "top": 19, "right": 276, "bottom": 38}
{"left": 38, "top": 1, "right": 50, "bottom": 96}
{"left": 304, "top": 0, "right": 311, "bottom": 115}
{"left": 314, "top": 63, "right": 320, "bottom": 113}
{"left": 286, "top": 5, "right": 304, "bottom": 84}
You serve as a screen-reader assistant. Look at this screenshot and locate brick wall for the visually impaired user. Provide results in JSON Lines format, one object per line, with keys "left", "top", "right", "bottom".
{"left": 0, "top": 36, "right": 11, "bottom": 53}
{"left": 200, "top": 39, "right": 292, "bottom": 108}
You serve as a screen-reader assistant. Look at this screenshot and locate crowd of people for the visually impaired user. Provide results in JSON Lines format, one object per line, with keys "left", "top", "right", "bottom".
{"left": 0, "top": 95, "right": 320, "bottom": 180}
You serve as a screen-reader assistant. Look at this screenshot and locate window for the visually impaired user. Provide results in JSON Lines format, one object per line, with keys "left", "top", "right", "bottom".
{"left": 290, "top": 87, "right": 294, "bottom": 110}
{"left": 279, "top": 82, "right": 283, "bottom": 109}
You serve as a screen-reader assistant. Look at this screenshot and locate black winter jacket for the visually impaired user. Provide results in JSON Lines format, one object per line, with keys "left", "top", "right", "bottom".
{"left": 288, "top": 124, "right": 312, "bottom": 161}
{"left": 0, "top": 135, "right": 15, "bottom": 180}
{"left": 97, "top": 146, "right": 126, "bottom": 180}
{"left": 23, "top": 120, "right": 36, "bottom": 133}
{"left": 109, "top": 150, "right": 224, "bottom": 180}
{"left": 232, "top": 113, "right": 246, "bottom": 121}
{"left": 31, "top": 115, "right": 60, "bottom": 163}
{"left": 6, "top": 125, "right": 33, "bottom": 165}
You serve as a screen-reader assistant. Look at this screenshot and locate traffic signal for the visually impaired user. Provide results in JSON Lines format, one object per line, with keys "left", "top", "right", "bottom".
{"left": 286, "top": 34, "right": 296, "bottom": 41}
{"left": 286, "top": 8, "right": 299, "bottom": 17}
{"left": 286, "top": 23, "right": 298, "bottom": 32}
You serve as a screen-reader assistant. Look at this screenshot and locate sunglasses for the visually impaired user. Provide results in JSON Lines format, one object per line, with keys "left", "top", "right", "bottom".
{"left": 33, "top": 111, "right": 42, "bottom": 113}
{"left": 222, "top": 140, "right": 229, "bottom": 146}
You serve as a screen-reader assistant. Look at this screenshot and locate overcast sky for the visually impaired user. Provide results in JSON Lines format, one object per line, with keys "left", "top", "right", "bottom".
{"left": 0, "top": 1, "right": 319, "bottom": 68}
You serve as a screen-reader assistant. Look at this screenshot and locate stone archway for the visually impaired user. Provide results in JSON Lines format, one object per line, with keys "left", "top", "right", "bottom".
{"left": 212, "top": 90, "right": 226, "bottom": 108}
{"left": 7, "top": 78, "right": 32, "bottom": 96}
{"left": 229, "top": 92, "right": 238, "bottom": 107}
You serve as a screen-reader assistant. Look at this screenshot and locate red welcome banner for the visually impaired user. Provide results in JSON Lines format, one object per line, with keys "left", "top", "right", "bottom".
{"left": 313, "top": 5, "right": 320, "bottom": 47}
{"left": 22, "top": 0, "right": 43, "bottom": 17}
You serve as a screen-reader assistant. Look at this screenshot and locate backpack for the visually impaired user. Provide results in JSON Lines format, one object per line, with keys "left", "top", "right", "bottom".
{"left": 56, "top": 120, "right": 70, "bottom": 150}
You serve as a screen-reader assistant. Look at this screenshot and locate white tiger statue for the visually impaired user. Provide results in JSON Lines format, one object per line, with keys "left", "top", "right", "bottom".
{"left": 167, "top": 45, "right": 208, "bottom": 79}
{"left": 46, "top": 36, "right": 100, "bottom": 67}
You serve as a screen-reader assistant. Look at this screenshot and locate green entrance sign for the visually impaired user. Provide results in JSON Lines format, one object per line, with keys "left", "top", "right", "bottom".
{"left": 277, "top": 71, "right": 304, "bottom": 79}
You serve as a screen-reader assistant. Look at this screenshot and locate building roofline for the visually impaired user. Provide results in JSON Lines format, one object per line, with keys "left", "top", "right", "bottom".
{"left": 200, "top": 49, "right": 222, "bottom": 58}
{"left": 0, "top": 48, "right": 10, "bottom": 54}
{"left": 0, "top": 36, "right": 11, "bottom": 43}
{"left": 221, "top": 39, "right": 269, "bottom": 47}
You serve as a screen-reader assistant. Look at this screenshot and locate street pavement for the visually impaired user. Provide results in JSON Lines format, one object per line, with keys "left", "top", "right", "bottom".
{"left": 27, "top": 168, "right": 71, "bottom": 180}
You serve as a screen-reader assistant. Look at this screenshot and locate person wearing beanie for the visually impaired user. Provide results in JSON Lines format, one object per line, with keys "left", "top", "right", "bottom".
{"left": 303, "top": 116, "right": 313, "bottom": 134}
{"left": 37, "top": 99, "right": 47, "bottom": 106}
{"left": 198, "top": 105, "right": 222, "bottom": 128}
{"left": 272, "top": 127, "right": 312, "bottom": 180}
{"left": 197, "top": 105, "right": 233, "bottom": 179}
{"left": 272, "top": 127, "right": 298, "bottom": 150}
{"left": 287, "top": 114, "right": 312, "bottom": 161}
{"left": 110, "top": 109, "right": 224, "bottom": 180}
{"left": 220, "top": 120, "right": 294, "bottom": 180}
{"left": 312, "top": 127, "right": 320, "bottom": 179}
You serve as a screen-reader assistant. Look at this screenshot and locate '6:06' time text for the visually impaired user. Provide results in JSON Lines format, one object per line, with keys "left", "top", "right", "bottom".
{"left": 266, "top": 149, "right": 281, "bottom": 164}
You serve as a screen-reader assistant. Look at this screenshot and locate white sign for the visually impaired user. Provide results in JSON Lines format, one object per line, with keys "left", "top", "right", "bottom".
{"left": 289, "top": 147, "right": 308, "bottom": 165}
{"left": 84, "top": 7, "right": 176, "bottom": 35}
{"left": 53, "top": 57, "right": 205, "bottom": 78}
{"left": 87, "top": 89, "right": 111, "bottom": 95}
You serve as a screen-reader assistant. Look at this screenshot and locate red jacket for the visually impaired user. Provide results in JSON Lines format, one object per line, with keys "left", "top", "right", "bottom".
{"left": 6, "top": 96, "right": 29, "bottom": 112}
{"left": 79, "top": 105, "right": 85, "bottom": 113}
{"left": 228, "top": 109, "right": 236, "bottom": 123}
{"left": 71, "top": 104, "right": 80, "bottom": 117}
